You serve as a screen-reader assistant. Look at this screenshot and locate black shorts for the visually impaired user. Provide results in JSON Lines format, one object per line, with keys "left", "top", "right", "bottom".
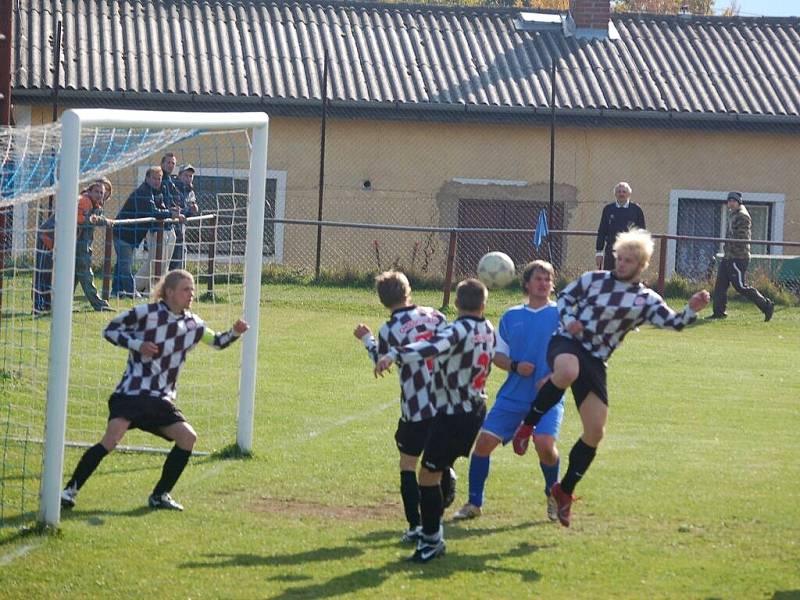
{"left": 421, "top": 404, "right": 486, "bottom": 472}
{"left": 395, "top": 418, "right": 433, "bottom": 457}
{"left": 547, "top": 335, "right": 608, "bottom": 407}
{"left": 108, "top": 393, "right": 187, "bottom": 439}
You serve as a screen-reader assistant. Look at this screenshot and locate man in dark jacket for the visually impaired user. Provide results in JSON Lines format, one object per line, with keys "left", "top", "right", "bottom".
{"left": 709, "top": 191, "right": 774, "bottom": 321}
{"left": 595, "top": 182, "right": 646, "bottom": 271}
{"left": 169, "top": 164, "right": 200, "bottom": 271}
{"left": 111, "top": 167, "right": 171, "bottom": 298}
{"left": 135, "top": 154, "right": 184, "bottom": 293}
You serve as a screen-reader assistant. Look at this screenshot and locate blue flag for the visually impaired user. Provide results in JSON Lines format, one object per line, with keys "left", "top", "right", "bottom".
{"left": 533, "top": 210, "right": 549, "bottom": 249}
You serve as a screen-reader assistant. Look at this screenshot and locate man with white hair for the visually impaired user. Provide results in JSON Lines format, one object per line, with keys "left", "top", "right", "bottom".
{"left": 595, "top": 181, "right": 646, "bottom": 271}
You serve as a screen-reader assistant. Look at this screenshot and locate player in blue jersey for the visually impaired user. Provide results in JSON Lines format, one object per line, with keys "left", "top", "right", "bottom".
{"left": 452, "top": 260, "right": 565, "bottom": 522}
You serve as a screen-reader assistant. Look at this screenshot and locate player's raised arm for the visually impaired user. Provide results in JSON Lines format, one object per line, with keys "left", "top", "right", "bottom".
{"left": 202, "top": 318, "right": 248, "bottom": 350}
{"left": 353, "top": 323, "right": 381, "bottom": 365}
{"left": 645, "top": 290, "right": 709, "bottom": 331}
{"left": 390, "top": 322, "right": 464, "bottom": 365}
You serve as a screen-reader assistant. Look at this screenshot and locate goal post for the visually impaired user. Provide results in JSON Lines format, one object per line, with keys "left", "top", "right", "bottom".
{"left": 38, "top": 109, "right": 269, "bottom": 527}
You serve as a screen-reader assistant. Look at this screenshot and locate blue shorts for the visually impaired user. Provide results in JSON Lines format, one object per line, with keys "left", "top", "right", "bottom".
{"left": 482, "top": 395, "right": 564, "bottom": 444}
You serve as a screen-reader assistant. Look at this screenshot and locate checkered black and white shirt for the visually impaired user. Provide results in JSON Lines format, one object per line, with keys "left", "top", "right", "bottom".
{"left": 558, "top": 271, "right": 698, "bottom": 361}
{"left": 388, "top": 316, "right": 495, "bottom": 415}
{"left": 362, "top": 305, "right": 447, "bottom": 422}
{"left": 104, "top": 301, "right": 241, "bottom": 401}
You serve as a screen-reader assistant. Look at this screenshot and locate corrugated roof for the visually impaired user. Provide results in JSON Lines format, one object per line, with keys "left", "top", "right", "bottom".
{"left": 11, "top": 0, "right": 800, "bottom": 121}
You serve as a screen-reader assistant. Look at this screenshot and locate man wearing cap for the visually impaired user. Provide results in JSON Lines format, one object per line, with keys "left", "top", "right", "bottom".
{"left": 709, "top": 191, "right": 774, "bottom": 321}
{"left": 169, "top": 164, "right": 200, "bottom": 271}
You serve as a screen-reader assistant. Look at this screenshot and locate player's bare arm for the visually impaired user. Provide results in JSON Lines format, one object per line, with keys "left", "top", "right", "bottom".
{"left": 688, "top": 290, "right": 711, "bottom": 312}
{"left": 140, "top": 341, "right": 159, "bottom": 357}
{"left": 492, "top": 352, "right": 534, "bottom": 377}
{"left": 375, "top": 354, "right": 393, "bottom": 377}
{"left": 353, "top": 323, "right": 372, "bottom": 340}
{"left": 566, "top": 320, "right": 584, "bottom": 335}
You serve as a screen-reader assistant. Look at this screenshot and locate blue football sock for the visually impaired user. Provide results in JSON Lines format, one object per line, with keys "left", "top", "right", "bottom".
{"left": 468, "top": 454, "right": 491, "bottom": 507}
{"left": 540, "top": 458, "right": 560, "bottom": 496}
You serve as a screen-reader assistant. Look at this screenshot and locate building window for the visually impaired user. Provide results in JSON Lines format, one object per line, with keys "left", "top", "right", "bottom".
{"left": 666, "top": 190, "right": 785, "bottom": 280}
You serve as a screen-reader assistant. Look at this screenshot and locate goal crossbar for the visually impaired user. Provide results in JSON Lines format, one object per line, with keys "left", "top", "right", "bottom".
{"left": 40, "top": 109, "right": 269, "bottom": 527}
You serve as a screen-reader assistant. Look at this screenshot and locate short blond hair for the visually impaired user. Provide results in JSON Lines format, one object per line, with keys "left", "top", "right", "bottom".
{"left": 375, "top": 271, "right": 411, "bottom": 308}
{"left": 151, "top": 269, "right": 193, "bottom": 302}
{"left": 613, "top": 229, "right": 653, "bottom": 269}
{"left": 456, "top": 278, "right": 487, "bottom": 312}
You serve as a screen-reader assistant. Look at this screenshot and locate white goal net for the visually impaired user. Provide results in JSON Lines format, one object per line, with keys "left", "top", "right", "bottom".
{"left": 0, "top": 109, "right": 269, "bottom": 526}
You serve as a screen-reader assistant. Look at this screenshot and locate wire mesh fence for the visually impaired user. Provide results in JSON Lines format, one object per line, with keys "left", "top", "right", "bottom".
{"left": 5, "top": 105, "right": 800, "bottom": 308}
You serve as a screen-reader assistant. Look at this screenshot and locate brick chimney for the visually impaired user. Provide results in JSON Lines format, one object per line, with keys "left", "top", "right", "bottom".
{"left": 570, "top": 0, "right": 611, "bottom": 31}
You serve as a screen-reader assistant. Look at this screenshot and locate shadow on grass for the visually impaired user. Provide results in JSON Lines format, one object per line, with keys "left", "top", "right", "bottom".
{"left": 349, "top": 519, "right": 549, "bottom": 546}
{"left": 61, "top": 505, "right": 154, "bottom": 523}
{"left": 772, "top": 592, "right": 800, "bottom": 600}
{"left": 180, "top": 546, "right": 364, "bottom": 569}
{"left": 176, "top": 521, "right": 550, "bottom": 597}
{"left": 0, "top": 522, "right": 60, "bottom": 546}
{"left": 263, "top": 541, "right": 546, "bottom": 599}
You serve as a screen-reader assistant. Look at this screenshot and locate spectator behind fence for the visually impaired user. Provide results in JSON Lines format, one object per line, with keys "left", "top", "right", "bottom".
{"left": 75, "top": 178, "right": 114, "bottom": 311}
{"left": 169, "top": 164, "right": 200, "bottom": 271}
{"left": 595, "top": 182, "right": 646, "bottom": 271}
{"left": 33, "top": 211, "right": 55, "bottom": 315}
{"left": 111, "top": 167, "right": 171, "bottom": 299}
{"left": 708, "top": 191, "right": 774, "bottom": 322}
{"left": 135, "top": 153, "right": 184, "bottom": 294}
{"left": 32, "top": 178, "right": 115, "bottom": 314}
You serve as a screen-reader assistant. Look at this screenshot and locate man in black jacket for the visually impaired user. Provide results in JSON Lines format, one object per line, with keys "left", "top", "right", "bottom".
{"left": 595, "top": 182, "right": 646, "bottom": 271}
{"left": 111, "top": 167, "right": 172, "bottom": 298}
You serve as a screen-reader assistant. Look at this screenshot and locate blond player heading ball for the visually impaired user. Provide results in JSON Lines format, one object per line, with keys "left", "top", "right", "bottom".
{"left": 512, "top": 230, "right": 709, "bottom": 527}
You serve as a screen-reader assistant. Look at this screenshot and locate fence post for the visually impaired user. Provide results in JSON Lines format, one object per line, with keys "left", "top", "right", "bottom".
{"left": 441, "top": 230, "right": 458, "bottom": 309}
{"left": 154, "top": 229, "right": 164, "bottom": 284}
{"left": 102, "top": 224, "right": 113, "bottom": 299}
{"left": 207, "top": 215, "right": 217, "bottom": 293}
{"left": 657, "top": 235, "right": 667, "bottom": 296}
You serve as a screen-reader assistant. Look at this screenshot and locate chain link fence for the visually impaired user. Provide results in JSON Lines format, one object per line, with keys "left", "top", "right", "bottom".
{"left": 6, "top": 99, "right": 800, "bottom": 308}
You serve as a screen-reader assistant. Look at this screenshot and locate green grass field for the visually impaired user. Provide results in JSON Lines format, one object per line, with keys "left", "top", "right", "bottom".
{"left": 1, "top": 283, "right": 799, "bottom": 599}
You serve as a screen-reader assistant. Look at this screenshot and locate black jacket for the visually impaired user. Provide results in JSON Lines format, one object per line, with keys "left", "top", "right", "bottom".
{"left": 595, "top": 202, "right": 646, "bottom": 253}
{"left": 113, "top": 181, "right": 171, "bottom": 245}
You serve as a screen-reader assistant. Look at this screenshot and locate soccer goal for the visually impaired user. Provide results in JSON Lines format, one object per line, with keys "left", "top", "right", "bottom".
{"left": 0, "top": 109, "right": 269, "bottom": 527}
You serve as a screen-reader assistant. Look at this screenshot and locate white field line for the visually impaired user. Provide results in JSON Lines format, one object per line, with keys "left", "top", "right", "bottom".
{"left": 0, "top": 540, "right": 42, "bottom": 566}
{"left": 306, "top": 399, "right": 395, "bottom": 440}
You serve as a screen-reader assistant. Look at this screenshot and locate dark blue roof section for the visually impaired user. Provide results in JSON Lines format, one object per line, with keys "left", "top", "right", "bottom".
{"left": 11, "top": 0, "right": 800, "bottom": 120}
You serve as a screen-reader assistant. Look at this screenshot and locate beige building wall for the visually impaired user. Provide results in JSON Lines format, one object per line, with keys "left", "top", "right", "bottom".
{"left": 17, "top": 104, "right": 800, "bottom": 280}
{"left": 266, "top": 116, "right": 800, "bottom": 278}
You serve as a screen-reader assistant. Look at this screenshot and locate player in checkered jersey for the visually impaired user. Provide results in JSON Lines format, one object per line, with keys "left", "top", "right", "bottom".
{"left": 60, "top": 269, "right": 249, "bottom": 512}
{"left": 512, "top": 230, "right": 710, "bottom": 527}
{"left": 376, "top": 279, "right": 495, "bottom": 563}
{"left": 354, "top": 271, "right": 455, "bottom": 544}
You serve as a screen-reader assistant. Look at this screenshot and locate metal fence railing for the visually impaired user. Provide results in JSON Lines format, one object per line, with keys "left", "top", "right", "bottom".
{"left": 265, "top": 218, "right": 800, "bottom": 307}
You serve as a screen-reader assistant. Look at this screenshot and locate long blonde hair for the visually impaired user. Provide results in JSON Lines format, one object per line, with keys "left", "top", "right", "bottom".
{"left": 151, "top": 269, "right": 193, "bottom": 302}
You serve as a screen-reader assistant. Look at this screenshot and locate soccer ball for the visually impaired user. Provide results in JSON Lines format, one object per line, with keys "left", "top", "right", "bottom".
{"left": 477, "top": 251, "right": 516, "bottom": 289}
